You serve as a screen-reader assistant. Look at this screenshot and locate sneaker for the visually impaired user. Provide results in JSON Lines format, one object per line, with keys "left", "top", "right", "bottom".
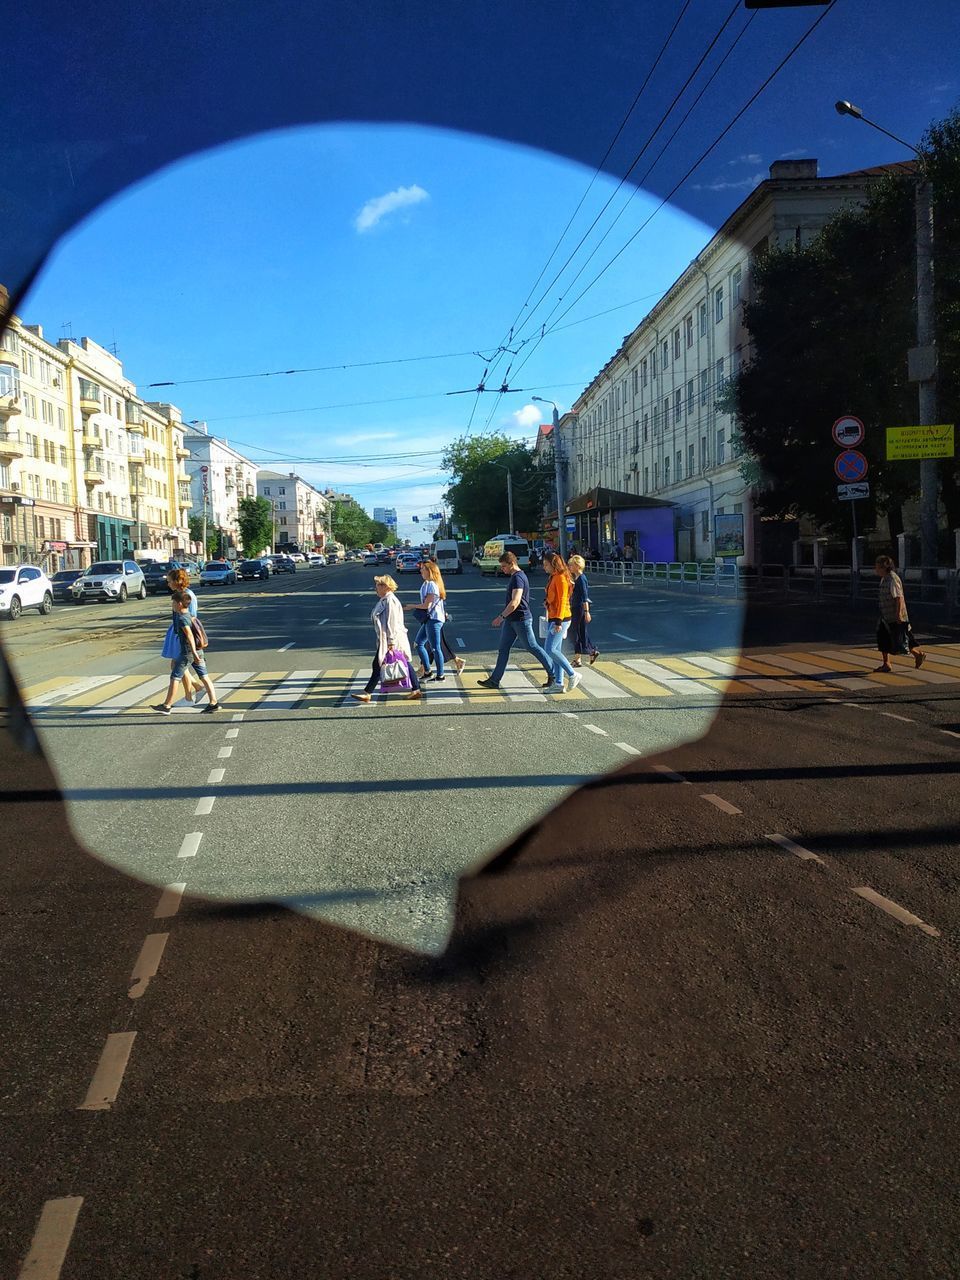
{"left": 541, "top": 679, "right": 554, "bottom": 689}
{"left": 454, "top": 657, "right": 466, "bottom": 674}
{"left": 152, "top": 703, "right": 172, "bottom": 715}
{"left": 544, "top": 681, "right": 563, "bottom": 693}
{"left": 432, "top": 674, "right": 446, "bottom": 682}
{"left": 568, "top": 671, "right": 583, "bottom": 692}
{"left": 477, "top": 677, "right": 499, "bottom": 689}
{"left": 201, "top": 702, "right": 222, "bottom": 713}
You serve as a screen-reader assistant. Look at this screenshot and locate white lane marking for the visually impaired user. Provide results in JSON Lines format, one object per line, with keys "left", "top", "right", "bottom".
{"left": 25, "top": 674, "right": 118, "bottom": 709}
{"left": 218, "top": 745, "right": 233, "bottom": 759}
{"left": 583, "top": 724, "right": 608, "bottom": 736}
{"left": 342, "top": 602, "right": 351, "bottom": 608}
{"left": 457, "top": 637, "right": 466, "bottom": 648}
{"left": 613, "top": 631, "right": 638, "bottom": 642}
{"left": 614, "top": 742, "right": 641, "bottom": 755}
{"left": 278, "top": 641, "right": 295, "bottom": 652}
{"left": 77, "top": 1032, "right": 137, "bottom": 1111}
{"left": 843, "top": 702, "right": 871, "bottom": 710}
{"left": 651, "top": 763, "right": 690, "bottom": 784}
{"left": 499, "top": 664, "right": 548, "bottom": 701}
{"left": 154, "top": 882, "right": 186, "bottom": 919}
{"left": 701, "top": 793, "right": 742, "bottom": 815}
{"left": 941, "top": 729, "right": 960, "bottom": 740}
{"left": 224, "top": 728, "right": 240, "bottom": 740}
{"left": 881, "top": 713, "right": 915, "bottom": 723}
{"left": 766, "top": 833, "right": 826, "bottom": 865}
{"left": 17, "top": 1196, "right": 85, "bottom": 1278}
{"left": 194, "top": 796, "right": 215, "bottom": 815}
{"left": 575, "top": 666, "right": 632, "bottom": 699}
{"left": 82, "top": 674, "right": 170, "bottom": 714}
{"left": 317, "top": 617, "right": 329, "bottom": 625}
{"left": 852, "top": 886, "right": 941, "bottom": 938}
{"left": 562, "top": 712, "right": 578, "bottom": 719}
{"left": 206, "top": 768, "right": 225, "bottom": 785}
{"left": 258, "top": 669, "right": 321, "bottom": 711}
{"left": 128, "top": 932, "right": 169, "bottom": 999}
{"left": 231, "top": 713, "right": 245, "bottom": 722}
{"left": 178, "top": 832, "right": 203, "bottom": 860}
{"left": 624, "top": 658, "right": 716, "bottom": 697}
{"left": 171, "top": 671, "right": 256, "bottom": 713}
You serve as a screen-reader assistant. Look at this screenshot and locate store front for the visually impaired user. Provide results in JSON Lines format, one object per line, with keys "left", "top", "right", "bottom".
{"left": 96, "top": 515, "right": 135, "bottom": 560}
{"left": 563, "top": 487, "right": 675, "bottom": 562}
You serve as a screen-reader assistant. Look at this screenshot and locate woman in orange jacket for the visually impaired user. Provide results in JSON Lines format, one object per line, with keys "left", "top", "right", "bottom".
{"left": 542, "top": 552, "right": 582, "bottom": 693}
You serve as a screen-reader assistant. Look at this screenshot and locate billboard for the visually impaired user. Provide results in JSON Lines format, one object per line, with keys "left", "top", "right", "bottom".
{"left": 714, "top": 513, "right": 744, "bottom": 558}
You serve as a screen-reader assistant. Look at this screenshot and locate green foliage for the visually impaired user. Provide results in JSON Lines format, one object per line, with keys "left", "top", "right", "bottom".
{"left": 235, "top": 497, "right": 274, "bottom": 556}
{"left": 331, "top": 501, "right": 384, "bottom": 549}
{"left": 731, "top": 106, "right": 960, "bottom": 535}
{"left": 442, "top": 431, "right": 551, "bottom": 544}
{"left": 369, "top": 520, "right": 391, "bottom": 545}
{"left": 188, "top": 514, "right": 220, "bottom": 558}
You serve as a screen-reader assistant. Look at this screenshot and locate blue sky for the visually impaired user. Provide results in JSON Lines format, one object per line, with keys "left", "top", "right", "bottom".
{"left": 19, "top": 0, "right": 958, "bottom": 543}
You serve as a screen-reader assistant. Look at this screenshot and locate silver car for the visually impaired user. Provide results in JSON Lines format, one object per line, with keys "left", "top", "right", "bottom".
{"left": 199, "top": 560, "right": 237, "bottom": 586}
{"left": 72, "top": 559, "right": 147, "bottom": 603}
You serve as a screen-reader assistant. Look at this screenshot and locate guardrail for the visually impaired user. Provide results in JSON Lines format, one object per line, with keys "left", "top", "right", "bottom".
{"left": 584, "top": 559, "right": 741, "bottom": 596}
{"left": 739, "top": 564, "right": 960, "bottom": 619}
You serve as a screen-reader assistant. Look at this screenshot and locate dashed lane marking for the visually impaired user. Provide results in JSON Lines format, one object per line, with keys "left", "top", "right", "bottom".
{"left": 177, "top": 832, "right": 203, "bottom": 860}
{"left": 278, "top": 641, "right": 295, "bottom": 652}
{"left": 614, "top": 742, "right": 641, "bottom": 754}
{"left": 613, "top": 631, "right": 638, "bottom": 642}
{"left": 206, "top": 768, "right": 225, "bottom": 785}
{"left": 128, "top": 932, "right": 169, "bottom": 999}
{"left": 941, "top": 729, "right": 960, "bottom": 740}
{"left": 194, "top": 796, "right": 215, "bottom": 815}
{"left": 218, "top": 745, "right": 233, "bottom": 759}
{"left": 766, "top": 833, "right": 826, "bottom": 865}
{"left": 881, "top": 712, "right": 915, "bottom": 723}
{"left": 224, "top": 728, "right": 240, "bottom": 740}
{"left": 701, "top": 793, "right": 742, "bottom": 815}
{"left": 583, "top": 724, "right": 608, "bottom": 736}
{"left": 852, "top": 885, "right": 941, "bottom": 938}
{"left": 77, "top": 1032, "right": 137, "bottom": 1112}
{"left": 154, "top": 883, "right": 186, "bottom": 919}
{"left": 16, "top": 1196, "right": 84, "bottom": 1279}
{"left": 457, "top": 637, "right": 466, "bottom": 648}
{"left": 651, "top": 763, "right": 690, "bottom": 784}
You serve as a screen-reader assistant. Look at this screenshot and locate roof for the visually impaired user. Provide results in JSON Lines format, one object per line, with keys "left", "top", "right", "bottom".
{"left": 828, "top": 161, "right": 917, "bottom": 179}
{"left": 564, "top": 486, "right": 674, "bottom": 516}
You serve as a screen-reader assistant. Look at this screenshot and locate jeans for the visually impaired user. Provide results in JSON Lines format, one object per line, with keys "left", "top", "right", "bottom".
{"left": 489, "top": 615, "right": 553, "bottom": 684}
{"left": 415, "top": 620, "right": 444, "bottom": 677}
{"left": 544, "top": 619, "right": 576, "bottom": 683}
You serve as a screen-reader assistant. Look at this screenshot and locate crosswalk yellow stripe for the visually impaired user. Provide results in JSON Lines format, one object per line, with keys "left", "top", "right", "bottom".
{"left": 655, "top": 655, "right": 759, "bottom": 696}
{"left": 591, "top": 660, "right": 672, "bottom": 697}
{"left": 788, "top": 650, "right": 917, "bottom": 687}
{"left": 847, "top": 646, "right": 960, "bottom": 680}
{"left": 220, "top": 672, "right": 286, "bottom": 709}
{"left": 60, "top": 673, "right": 154, "bottom": 707}
{"left": 459, "top": 671, "right": 506, "bottom": 698}
{"left": 300, "top": 670, "right": 356, "bottom": 708}
{"left": 16, "top": 676, "right": 77, "bottom": 702}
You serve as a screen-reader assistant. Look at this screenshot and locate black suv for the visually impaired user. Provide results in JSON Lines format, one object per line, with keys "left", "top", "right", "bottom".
{"left": 143, "top": 560, "right": 187, "bottom": 595}
{"left": 238, "top": 558, "right": 270, "bottom": 580}
{"left": 272, "top": 555, "right": 296, "bottom": 574}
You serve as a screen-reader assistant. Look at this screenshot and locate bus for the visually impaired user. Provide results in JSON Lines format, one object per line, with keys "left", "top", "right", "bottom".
{"left": 326, "top": 541, "right": 346, "bottom": 563}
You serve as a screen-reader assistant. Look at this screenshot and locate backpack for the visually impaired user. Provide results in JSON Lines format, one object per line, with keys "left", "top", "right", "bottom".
{"left": 191, "top": 617, "right": 210, "bottom": 650}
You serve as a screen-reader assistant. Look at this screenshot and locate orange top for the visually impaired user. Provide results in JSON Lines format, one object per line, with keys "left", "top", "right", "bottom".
{"left": 545, "top": 572, "right": 572, "bottom": 621}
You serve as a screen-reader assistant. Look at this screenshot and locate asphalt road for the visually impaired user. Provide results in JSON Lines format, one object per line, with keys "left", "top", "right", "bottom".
{"left": 2, "top": 563, "right": 959, "bottom": 1278}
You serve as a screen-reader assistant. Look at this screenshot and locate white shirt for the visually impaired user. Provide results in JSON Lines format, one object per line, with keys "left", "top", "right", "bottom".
{"left": 420, "top": 580, "right": 446, "bottom": 624}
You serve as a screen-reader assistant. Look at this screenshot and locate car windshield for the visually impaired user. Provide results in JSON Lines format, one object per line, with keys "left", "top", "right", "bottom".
{"left": 52, "top": 571, "right": 80, "bottom": 581}
{"left": 204, "top": 562, "right": 225, "bottom": 570}
{"left": 0, "top": 569, "right": 15, "bottom": 584}
{"left": 86, "top": 562, "right": 122, "bottom": 574}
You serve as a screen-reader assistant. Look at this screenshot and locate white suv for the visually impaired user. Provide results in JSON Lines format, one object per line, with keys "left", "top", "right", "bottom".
{"left": 72, "top": 559, "right": 147, "bottom": 603}
{"left": 0, "top": 564, "right": 55, "bottom": 620}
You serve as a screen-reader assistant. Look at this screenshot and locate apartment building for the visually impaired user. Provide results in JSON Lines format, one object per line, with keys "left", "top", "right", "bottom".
{"left": 182, "top": 422, "right": 258, "bottom": 553}
{"left": 257, "top": 471, "right": 330, "bottom": 550}
{"left": 0, "top": 301, "right": 192, "bottom": 567}
{"left": 562, "top": 159, "right": 893, "bottom": 564}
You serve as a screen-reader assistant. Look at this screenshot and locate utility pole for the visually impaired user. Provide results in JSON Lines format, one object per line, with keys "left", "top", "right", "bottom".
{"left": 915, "top": 178, "right": 939, "bottom": 578}
{"left": 506, "top": 468, "right": 515, "bottom": 535}
{"left": 533, "top": 396, "right": 566, "bottom": 557}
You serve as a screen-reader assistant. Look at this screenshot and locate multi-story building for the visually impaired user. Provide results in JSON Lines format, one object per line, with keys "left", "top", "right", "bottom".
{"left": 0, "top": 294, "right": 191, "bottom": 567}
{"left": 562, "top": 159, "right": 899, "bottom": 564}
{"left": 182, "top": 422, "right": 258, "bottom": 554}
{"left": 257, "top": 471, "right": 330, "bottom": 550}
{"left": 373, "top": 506, "right": 397, "bottom": 533}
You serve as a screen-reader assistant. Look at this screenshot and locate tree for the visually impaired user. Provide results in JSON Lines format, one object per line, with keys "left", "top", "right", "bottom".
{"left": 331, "top": 500, "right": 373, "bottom": 548}
{"left": 236, "top": 496, "right": 274, "bottom": 556}
{"left": 729, "top": 106, "right": 960, "bottom": 542}
{"left": 369, "top": 520, "right": 391, "bottom": 544}
{"left": 188, "top": 515, "right": 219, "bottom": 558}
{"left": 442, "top": 431, "right": 551, "bottom": 545}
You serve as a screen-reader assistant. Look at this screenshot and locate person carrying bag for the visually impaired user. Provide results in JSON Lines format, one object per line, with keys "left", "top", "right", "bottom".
{"left": 351, "top": 574, "right": 423, "bottom": 703}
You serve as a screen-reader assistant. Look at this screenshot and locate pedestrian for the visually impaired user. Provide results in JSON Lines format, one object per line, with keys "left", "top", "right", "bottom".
{"left": 405, "top": 559, "right": 448, "bottom": 682}
{"left": 568, "top": 553, "right": 599, "bottom": 666}
{"left": 874, "top": 555, "right": 926, "bottom": 672}
{"left": 622, "top": 541, "right": 635, "bottom": 564}
{"left": 478, "top": 551, "right": 554, "bottom": 690}
{"left": 541, "top": 551, "right": 581, "bottom": 693}
{"left": 165, "top": 566, "right": 203, "bottom": 704}
{"left": 352, "top": 574, "right": 422, "bottom": 703}
{"left": 409, "top": 558, "right": 465, "bottom": 676}
{"left": 153, "top": 590, "right": 220, "bottom": 714}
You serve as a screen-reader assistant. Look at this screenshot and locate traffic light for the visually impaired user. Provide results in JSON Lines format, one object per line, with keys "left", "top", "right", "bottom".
{"left": 412, "top": 516, "right": 419, "bottom": 523}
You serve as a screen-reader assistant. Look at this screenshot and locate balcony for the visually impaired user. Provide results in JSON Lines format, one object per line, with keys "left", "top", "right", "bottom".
{"left": 78, "top": 378, "right": 101, "bottom": 414}
{"left": 83, "top": 465, "right": 105, "bottom": 487}
{"left": 0, "top": 365, "right": 21, "bottom": 419}
{"left": 175, "top": 446, "right": 190, "bottom": 460}
{"left": 127, "top": 451, "right": 145, "bottom": 468}
{"left": 81, "top": 429, "right": 102, "bottom": 449}
{"left": 124, "top": 402, "right": 143, "bottom": 429}
{"left": 178, "top": 483, "right": 193, "bottom": 506}
{"left": 0, "top": 337, "right": 19, "bottom": 366}
{"left": 0, "top": 428, "right": 24, "bottom": 460}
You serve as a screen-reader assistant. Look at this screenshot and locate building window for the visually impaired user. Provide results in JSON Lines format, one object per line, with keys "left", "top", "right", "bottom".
{"left": 633, "top": 418, "right": 640, "bottom": 451}
{"left": 279, "top": 486, "right": 286, "bottom": 495}
{"left": 661, "top": 338, "right": 669, "bottom": 368}
{"left": 731, "top": 266, "right": 742, "bottom": 306}
{"left": 674, "top": 389, "right": 682, "bottom": 423}
{"left": 716, "top": 429, "right": 726, "bottom": 464}
{"left": 714, "top": 285, "right": 724, "bottom": 324}
{"left": 278, "top": 501, "right": 286, "bottom": 510}
{"left": 715, "top": 357, "right": 725, "bottom": 395}
{"left": 652, "top": 406, "right": 659, "bottom": 435}
{"left": 61, "top": 482, "right": 69, "bottom": 504}
{"left": 663, "top": 397, "right": 670, "bottom": 429}
{"left": 641, "top": 357, "right": 648, "bottom": 388}
{"left": 685, "top": 314, "right": 694, "bottom": 348}
{"left": 699, "top": 301, "right": 707, "bottom": 336}
{"left": 676, "top": 449, "right": 682, "bottom": 480}
{"left": 643, "top": 413, "right": 649, "bottom": 443}
{"left": 24, "top": 392, "right": 37, "bottom": 418}
{"left": 700, "top": 435, "right": 707, "bottom": 470}
{"left": 733, "top": 502, "right": 743, "bottom": 515}
{"left": 700, "top": 370, "right": 708, "bottom": 406}
{"left": 673, "top": 327, "right": 681, "bottom": 360}
{"left": 653, "top": 462, "right": 659, "bottom": 489}
{"left": 688, "top": 443, "right": 695, "bottom": 476}
{"left": 687, "top": 379, "right": 694, "bottom": 415}
{"left": 651, "top": 347, "right": 658, "bottom": 378}
{"left": 701, "top": 509, "right": 709, "bottom": 540}
{"left": 632, "top": 368, "right": 639, "bottom": 396}
{"left": 57, "top": 407, "right": 65, "bottom": 430}
{"left": 664, "top": 456, "right": 671, "bottom": 486}
{"left": 643, "top": 466, "right": 649, "bottom": 492}
{"left": 22, "top": 350, "right": 35, "bottom": 378}
{"left": 41, "top": 399, "right": 54, "bottom": 425}
{"left": 262, "top": 486, "right": 270, "bottom": 495}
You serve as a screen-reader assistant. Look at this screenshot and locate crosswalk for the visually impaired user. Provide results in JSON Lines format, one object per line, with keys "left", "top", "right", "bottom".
{"left": 17, "top": 645, "right": 960, "bottom": 716}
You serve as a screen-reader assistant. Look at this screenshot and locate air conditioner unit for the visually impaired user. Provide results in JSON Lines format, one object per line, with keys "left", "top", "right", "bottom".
{"left": 52, "top": 376, "right": 61, "bottom": 388}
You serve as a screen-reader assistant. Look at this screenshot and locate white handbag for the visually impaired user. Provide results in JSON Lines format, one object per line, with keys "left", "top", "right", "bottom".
{"left": 538, "top": 614, "right": 548, "bottom": 640}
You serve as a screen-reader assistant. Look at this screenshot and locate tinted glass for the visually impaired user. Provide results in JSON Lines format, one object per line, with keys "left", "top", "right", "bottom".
{"left": 87, "top": 562, "right": 122, "bottom": 574}
{"left": 0, "top": 570, "right": 15, "bottom": 583}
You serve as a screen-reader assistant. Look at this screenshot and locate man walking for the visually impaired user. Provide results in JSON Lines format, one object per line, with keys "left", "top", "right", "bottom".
{"left": 478, "top": 551, "right": 554, "bottom": 690}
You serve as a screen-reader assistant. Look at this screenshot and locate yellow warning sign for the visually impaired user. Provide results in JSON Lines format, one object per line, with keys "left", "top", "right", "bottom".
{"left": 886, "top": 424, "right": 954, "bottom": 460}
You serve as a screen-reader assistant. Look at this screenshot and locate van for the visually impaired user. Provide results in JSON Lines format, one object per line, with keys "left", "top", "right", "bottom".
{"left": 432, "top": 539, "right": 462, "bottom": 575}
{"left": 477, "top": 534, "right": 530, "bottom": 576}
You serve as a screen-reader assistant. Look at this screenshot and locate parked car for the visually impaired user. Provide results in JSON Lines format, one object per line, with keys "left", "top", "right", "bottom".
{"left": 238, "top": 558, "right": 270, "bottom": 580}
{"left": 272, "top": 555, "right": 297, "bottom": 574}
{"left": 395, "top": 552, "right": 421, "bottom": 574}
{"left": 286, "top": 551, "right": 306, "bottom": 563}
{"left": 72, "top": 559, "right": 147, "bottom": 603}
{"left": 142, "top": 560, "right": 188, "bottom": 594}
{"left": 0, "top": 564, "right": 55, "bottom": 619}
{"left": 50, "top": 568, "right": 84, "bottom": 603}
{"left": 199, "top": 560, "right": 237, "bottom": 586}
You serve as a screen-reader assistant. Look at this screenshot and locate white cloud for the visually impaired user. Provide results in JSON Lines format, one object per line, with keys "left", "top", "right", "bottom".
{"left": 512, "top": 403, "right": 546, "bottom": 430}
{"left": 728, "top": 153, "right": 762, "bottom": 166}
{"left": 691, "top": 172, "right": 764, "bottom": 193}
{"left": 354, "top": 184, "right": 429, "bottom": 233}
{"left": 330, "top": 429, "right": 399, "bottom": 446}
{"left": 779, "top": 148, "right": 810, "bottom": 160}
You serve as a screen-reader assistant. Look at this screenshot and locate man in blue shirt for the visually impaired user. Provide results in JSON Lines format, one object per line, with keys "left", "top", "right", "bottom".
{"left": 478, "top": 551, "right": 553, "bottom": 689}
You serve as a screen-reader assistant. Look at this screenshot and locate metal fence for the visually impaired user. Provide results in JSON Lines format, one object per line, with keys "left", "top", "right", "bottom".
{"left": 584, "top": 559, "right": 741, "bottom": 596}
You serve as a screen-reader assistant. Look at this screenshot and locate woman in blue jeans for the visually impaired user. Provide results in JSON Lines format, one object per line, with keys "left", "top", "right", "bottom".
{"left": 405, "top": 560, "right": 447, "bottom": 681}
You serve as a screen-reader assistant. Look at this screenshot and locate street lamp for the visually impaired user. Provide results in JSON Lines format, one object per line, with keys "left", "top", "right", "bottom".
{"left": 532, "top": 396, "right": 567, "bottom": 558}
{"left": 835, "top": 99, "right": 939, "bottom": 574}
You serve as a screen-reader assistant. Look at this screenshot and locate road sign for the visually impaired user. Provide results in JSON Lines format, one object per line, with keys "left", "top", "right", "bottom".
{"left": 885, "top": 424, "right": 955, "bottom": 460}
{"left": 832, "top": 414, "right": 865, "bottom": 448}
{"left": 565, "top": 516, "right": 576, "bottom": 532}
{"left": 200, "top": 464, "right": 209, "bottom": 473}
{"left": 837, "top": 482, "right": 870, "bottom": 501}
{"left": 834, "top": 449, "right": 868, "bottom": 482}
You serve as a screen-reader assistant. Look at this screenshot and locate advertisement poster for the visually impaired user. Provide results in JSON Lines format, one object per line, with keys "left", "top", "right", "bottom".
{"left": 714, "top": 513, "right": 744, "bottom": 558}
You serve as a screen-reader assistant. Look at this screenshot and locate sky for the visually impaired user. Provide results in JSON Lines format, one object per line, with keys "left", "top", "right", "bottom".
{"left": 18, "top": 0, "right": 958, "bottom": 544}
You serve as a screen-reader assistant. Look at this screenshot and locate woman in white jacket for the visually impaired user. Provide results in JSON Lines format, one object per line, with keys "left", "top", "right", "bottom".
{"left": 352, "top": 574, "right": 422, "bottom": 703}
